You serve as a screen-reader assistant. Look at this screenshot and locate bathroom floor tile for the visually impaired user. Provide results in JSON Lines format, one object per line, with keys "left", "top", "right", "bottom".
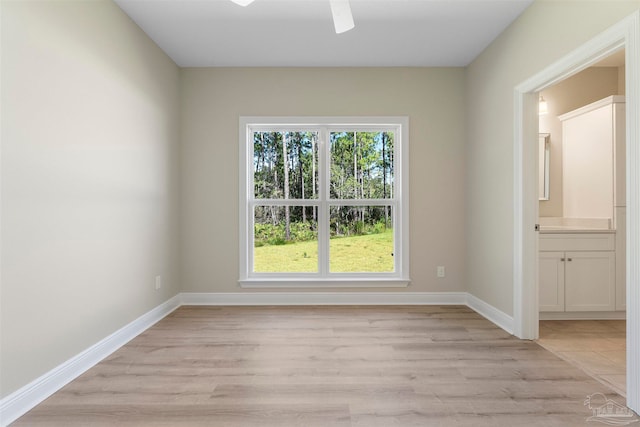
{"left": 537, "top": 320, "right": 626, "bottom": 396}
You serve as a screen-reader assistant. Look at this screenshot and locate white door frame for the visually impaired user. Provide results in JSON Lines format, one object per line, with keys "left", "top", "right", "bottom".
{"left": 513, "top": 11, "right": 640, "bottom": 412}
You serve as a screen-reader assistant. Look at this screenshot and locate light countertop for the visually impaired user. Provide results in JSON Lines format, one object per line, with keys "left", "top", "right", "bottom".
{"left": 539, "top": 226, "right": 615, "bottom": 234}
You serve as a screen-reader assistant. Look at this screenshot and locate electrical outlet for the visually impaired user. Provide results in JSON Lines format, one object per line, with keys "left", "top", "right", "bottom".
{"left": 437, "top": 266, "right": 445, "bottom": 278}
{"left": 155, "top": 275, "right": 162, "bottom": 290}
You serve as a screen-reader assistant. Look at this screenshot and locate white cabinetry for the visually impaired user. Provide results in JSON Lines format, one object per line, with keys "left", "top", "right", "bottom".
{"left": 539, "top": 233, "right": 617, "bottom": 313}
{"left": 564, "top": 251, "right": 615, "bottom": 311}
{"left": 539, "top": 251, "right": 565, "bottom": 312}
{"left": 559, "top": 95, "right": 626, "bottom": 220}
{"left": 541, "top": 95, "right": 626, "bottom": 316}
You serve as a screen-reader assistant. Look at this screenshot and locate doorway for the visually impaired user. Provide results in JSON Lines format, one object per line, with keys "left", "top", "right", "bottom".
{"left": 513, "top": 11, "right": 640, "bottom": 412}
{"left": 535, "top": 56, "right": 627, "bottom": 396}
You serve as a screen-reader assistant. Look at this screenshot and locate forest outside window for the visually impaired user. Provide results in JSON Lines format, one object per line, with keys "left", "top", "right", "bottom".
{"left": 239, "top": 117, "right": 409, "bottom": 287}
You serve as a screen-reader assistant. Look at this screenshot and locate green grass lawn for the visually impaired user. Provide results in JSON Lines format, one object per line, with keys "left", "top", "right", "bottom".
{"left": 254, "top": 229, "right": 394, "bottom": 273}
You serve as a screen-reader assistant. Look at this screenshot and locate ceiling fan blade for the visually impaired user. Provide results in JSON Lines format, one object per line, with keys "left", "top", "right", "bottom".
{"left": 230, "top": 0, "right": 255, "bottom": 7}
{"left": 329, "top": 0, "right": 355, "bottom": 34}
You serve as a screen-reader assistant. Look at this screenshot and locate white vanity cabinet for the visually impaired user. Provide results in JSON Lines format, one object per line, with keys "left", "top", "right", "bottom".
{"left": 539, "top": 95, "right": 626, "bottom": 317}
{"left": 564, "top": 251, "right": 615, "bottom": 311}
{"left": 539, "top": 251, "right": 565, "bottom": 312}
{"left": 539, "top": 233, "right": 616, "bottom": 313}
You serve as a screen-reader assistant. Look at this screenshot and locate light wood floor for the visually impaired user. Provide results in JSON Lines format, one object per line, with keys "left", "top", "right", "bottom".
{"left": 12, "top": 306, "right": 634, "bottom": 426}
{"left": 538, "top": 320, "right": 626, "bottom": 397}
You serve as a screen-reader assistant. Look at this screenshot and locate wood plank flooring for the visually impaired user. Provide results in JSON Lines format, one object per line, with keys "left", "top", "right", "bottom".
{"left": 11, "top": 305, "right": 635, "bottom": 426}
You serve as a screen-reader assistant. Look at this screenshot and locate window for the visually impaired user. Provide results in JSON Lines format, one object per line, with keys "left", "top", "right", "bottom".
{"left": 239, "top": 117, "right": 409, "bottom": 287}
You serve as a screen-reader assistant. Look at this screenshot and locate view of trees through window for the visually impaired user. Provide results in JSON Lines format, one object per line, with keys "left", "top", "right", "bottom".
{"left": 252, "top": 129, "right": 395, "bottom": 273}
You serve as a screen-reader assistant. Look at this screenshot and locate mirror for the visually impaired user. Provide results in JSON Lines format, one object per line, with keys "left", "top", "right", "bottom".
{"left": 539, "top": 133, "right": 550, "bottom": 200}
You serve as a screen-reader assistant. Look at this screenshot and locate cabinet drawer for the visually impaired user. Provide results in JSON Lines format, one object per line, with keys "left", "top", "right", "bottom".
{"left": 539, "top": 233, "right": 615, "bottom": 251}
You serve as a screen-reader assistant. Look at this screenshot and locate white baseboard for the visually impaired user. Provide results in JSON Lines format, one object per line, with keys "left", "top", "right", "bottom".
{"left": 179, "top": 291, "right": 468, "bottom": 306}
{"left": 540, "top": 311, "right": 627, "bottom": 320}
{"left": 0, "top": 295, "right": 181, "bottom": 427}
{"left": 466, "top": 293, "right": 515, "bottom": 335}
{"left": 180, "top": 291, "right": 514, "bottom": 333}
{"left": 1, "top": 291, "right": 511, "bottom": 426}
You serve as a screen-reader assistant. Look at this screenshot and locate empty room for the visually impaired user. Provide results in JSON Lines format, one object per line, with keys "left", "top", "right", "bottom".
{"left": 2, "top": 0, "right": 640, "bottom": 426}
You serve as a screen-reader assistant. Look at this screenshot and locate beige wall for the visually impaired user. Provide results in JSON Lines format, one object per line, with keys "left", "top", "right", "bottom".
{"left": 180, "top": 68, "right": 467, "bottom": 294}
{"left": 1, "top": 1, "right": 181, "bottom": 397}
{"left": 539, "top": 66, "right": 620, "bottom": 218}
{"left": 619, "top": 64, "right": 627, "bottom": 95}
{"left": 466, "top": 0, "right": 640, "bottom": 316}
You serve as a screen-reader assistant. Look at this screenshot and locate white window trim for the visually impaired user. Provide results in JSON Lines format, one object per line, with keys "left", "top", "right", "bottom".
{"left": 238, "top": 116, "right": 410, "bottom": 288}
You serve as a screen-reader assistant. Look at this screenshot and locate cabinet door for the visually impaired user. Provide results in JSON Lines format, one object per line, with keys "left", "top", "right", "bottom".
{"left": 539, "top": 252, "right": 565, "bottom": 312}
{"left": 565, "top": 251, "right": 615, "bottom": 311}
{"left": 562, "top": 104, "right": 614, "bottom": 220}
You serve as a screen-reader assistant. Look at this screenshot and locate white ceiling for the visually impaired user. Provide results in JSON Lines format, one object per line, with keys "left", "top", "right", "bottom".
{"left": 114, "top": 0, "right": 534, "bottom": 67}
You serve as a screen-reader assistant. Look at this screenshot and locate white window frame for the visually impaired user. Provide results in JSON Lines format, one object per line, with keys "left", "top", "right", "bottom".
{"left": 239, "top": 116, "right": 410, "bottom": 288}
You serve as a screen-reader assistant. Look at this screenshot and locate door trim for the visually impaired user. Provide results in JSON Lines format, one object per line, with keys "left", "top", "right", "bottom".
{"left": 513, "top": 11, "right": 640, "bottom": 412}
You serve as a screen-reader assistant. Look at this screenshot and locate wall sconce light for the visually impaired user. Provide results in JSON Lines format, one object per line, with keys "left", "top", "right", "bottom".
{"left": 539, "top": 95, "right": 548, "bottom": 115}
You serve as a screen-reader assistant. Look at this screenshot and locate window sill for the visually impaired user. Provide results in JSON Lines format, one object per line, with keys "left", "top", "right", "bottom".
{"left": 239, "top": 279, "right": 411, "bottom": 288}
